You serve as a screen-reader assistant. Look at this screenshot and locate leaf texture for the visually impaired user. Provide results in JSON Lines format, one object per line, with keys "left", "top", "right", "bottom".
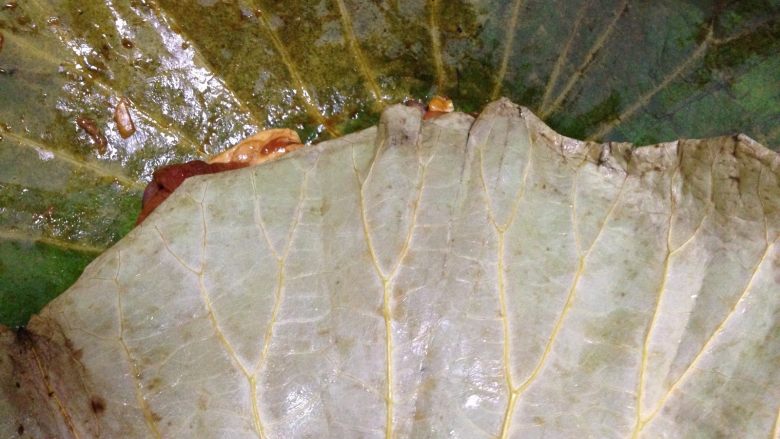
{"left": 1, "top": 1, "right": 780, "bottom": 325}
{"left": 0, "top": 100, "right": 777, "bottom": 438}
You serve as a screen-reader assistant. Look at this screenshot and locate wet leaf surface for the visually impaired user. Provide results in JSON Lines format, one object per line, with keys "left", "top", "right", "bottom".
{"left": 0, "top": 101, "right": 777, "bottom": 437}
{"left": 0, "top": 0, "right": 778, "bottom": 325}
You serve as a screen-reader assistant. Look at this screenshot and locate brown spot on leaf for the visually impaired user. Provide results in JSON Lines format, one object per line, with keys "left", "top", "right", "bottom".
{"left": 90, "top": 396, "right": 106, "bottom": 415}
{"left": 121, "top": 38, "right": 134, "bottom": 49}
{"left": 0, "top": 31, "right": 4, "bottom": 54}
{"left": 17, "top": 424, "right": 23, "bottom": 435}
{"left": 76, "top": 117, "right": 107, "bottom": 154}
{"left": 113, "top": 97, "right": 136, "bottom": 138}
{"left": 63, "top": 337, "right": 80, "bottom": 359}
{"left": 147, "top": 376, "right": 162, "bottom": 391}
{"left": 151, "top": 411, "right": 163, "bottom": 422}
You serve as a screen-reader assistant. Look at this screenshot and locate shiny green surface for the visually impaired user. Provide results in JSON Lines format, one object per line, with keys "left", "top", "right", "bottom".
{"left": 0, "top": 0, "right": 778, "bottom": 326}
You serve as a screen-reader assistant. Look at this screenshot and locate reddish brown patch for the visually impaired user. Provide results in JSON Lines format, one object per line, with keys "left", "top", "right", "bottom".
{"left": 0, "top": 32, "right": 4, "bottom": 54}
{"left": 76, "top": 117, "right": 107, "bottom": 154}
{"left": 136, "top": 160, "right": 248, "bottom": 224}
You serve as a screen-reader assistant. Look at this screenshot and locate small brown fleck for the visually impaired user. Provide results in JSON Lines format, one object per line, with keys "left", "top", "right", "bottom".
{"left": 121, "top": 38, "right": 134, "bottom": 49}
{"left": 90, "top": 396, "right": 106, "bottom": 415}
{"left": 76, "top": 116, "right": 107, "bottom": 154}
{"left": 17, "top": 424, "right": 23, "bottom": 435}
{"left": 151, "top": 411, "right": 163, "bottom": 422}
{"left": 14, "top": 381, "right": 19, "bottom": 388}
{"left": 147, "top": 376, "right": 162, "bottom": 391}
{"left": 113, "top": 97, "right": 136, "bottom": 138}
{"left": 46, "top": 16, "right": 59, "bottom": 26}
{"left": 0, "top": 31, "right": 4, "bottom": 54}
{"left": 197, "top": 394, "right": 208, "bottom": 410}
{"left": 47, "top": 391, "right": 54, "bottom": 397}
{"left": 99, "top": 43, "right": 112, "bottom": 60}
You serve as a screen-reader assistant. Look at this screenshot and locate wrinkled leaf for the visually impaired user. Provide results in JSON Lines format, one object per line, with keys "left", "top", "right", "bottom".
{"left": 1, "top": 1, "right": 779, "bottom": 326}
{"left": 0, "top": 101, "right": 778, "bottom": 438}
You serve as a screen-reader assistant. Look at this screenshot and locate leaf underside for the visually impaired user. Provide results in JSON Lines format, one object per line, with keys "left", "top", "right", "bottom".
{"left": 0, "top": 100, "right": 778, "bottom": 438}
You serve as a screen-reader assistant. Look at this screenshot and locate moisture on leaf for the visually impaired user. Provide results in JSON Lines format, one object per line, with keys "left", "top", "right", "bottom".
{"left": 1, "top": 0, "right": 779, "bottom": 327}
{"left": 0, "top": 101, "right": 777, "bottom": 438}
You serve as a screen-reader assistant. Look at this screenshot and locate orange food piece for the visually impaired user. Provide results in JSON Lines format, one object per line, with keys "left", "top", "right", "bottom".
{"left": 137, "top": 128, "right": 305, "bottom": 225}
{"left": 208, "top": 128, "right": 303, "bottom": 165}
{"left": 404, "top": 96, "right": 455, "bottom": 120}
{"left": 427, "top": 95, "right": 454, "bottom": 113}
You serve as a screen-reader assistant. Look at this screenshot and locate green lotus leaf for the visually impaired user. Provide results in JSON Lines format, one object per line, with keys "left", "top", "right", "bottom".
{"left": 1, "top": 1, "right": 779, "bottom": 326}
{"left": 1, "top": 100, "right": 778, "bottom": 437}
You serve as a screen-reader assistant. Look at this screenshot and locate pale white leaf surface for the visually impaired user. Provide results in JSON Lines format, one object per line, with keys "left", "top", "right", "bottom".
{"left": 0, "top": 100, "right": 778, "bottom": 438}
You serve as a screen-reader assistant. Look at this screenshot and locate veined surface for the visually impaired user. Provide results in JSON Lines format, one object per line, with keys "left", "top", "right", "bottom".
{"left": 1, "top": 100, "right": 778, "bottom": 438}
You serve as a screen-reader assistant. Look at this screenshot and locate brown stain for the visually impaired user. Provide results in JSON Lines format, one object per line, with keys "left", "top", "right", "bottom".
{"left": 113, "top": 98, "right": 136, "bottom": 139}
{"left": 76, "top": 116, "right": 108, "bottom": 154}
{"left": 7, "top": 324, "right": 99, "bottom": 437}
{"left": 319, "top": 198, "right": 330, "bottom": 216}
{"left": 62, "top": 338, "right": 83, "bottom": 361}
{"left": 197, "top": 394, "right": 208, "bottom": 410}
{"left": 121, "top": 38, "right": 134, "bottom": 49}
{"left": 146, "top": 376, "right": 162, "bottom": 391}
{"left": 392, "top": 301, "right": 407, "bottom": 321}
{"left": 151, "top": 411, "right": 163, "bottom": 422}
{"left": 0, "top": 31, "right": 4, "bottom": 54}
{"left": 90, "top": 396, "right": 106, "bottom": 415}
